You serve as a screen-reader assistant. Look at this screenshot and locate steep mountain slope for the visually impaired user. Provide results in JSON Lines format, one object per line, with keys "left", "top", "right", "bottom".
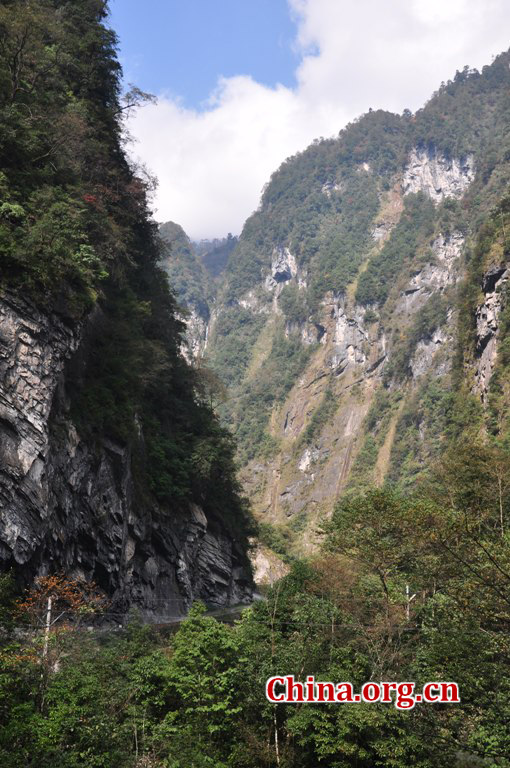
{"left": 0, "top": 0, "right": 253, "bottom": 614}
{"left": 175, "top": 53, "right": 510, "bottom": 556}
{"left": 195, "top": 233, "right": 237, "bottom": 279}
{"left": 159, "top": 221, "right": 212, "bottom": 358}
{"left": 158, "top": 223, "right": 237, "bottom": 359}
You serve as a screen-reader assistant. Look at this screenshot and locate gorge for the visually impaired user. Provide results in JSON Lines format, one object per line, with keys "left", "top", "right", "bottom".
{"left": 2, "top": 3, "right": 510, "bottom": 765}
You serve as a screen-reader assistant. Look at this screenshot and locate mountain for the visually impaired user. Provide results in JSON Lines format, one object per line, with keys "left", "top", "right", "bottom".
{"left": 170, "top": 53, "right": 510, "bottom": 560}
{"left": 158, "top": 224, "right": 238, "bottom": 359}
{"left": 0, "top": 0, "right": 253, "bottom": 616}
{"left": 194, "top": 233, "right": 238, "bottom": 279}
{"left": 159, "top": 221, "right": 212, "bottom": 358}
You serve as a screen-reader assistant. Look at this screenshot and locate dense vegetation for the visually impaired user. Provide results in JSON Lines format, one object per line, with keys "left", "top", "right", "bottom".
{"left": 195, "top": 233, "right": 237, "bottom": 279}
{"left": 159, "top": 221, "right": 211, "bottom": 321}
{"left": 0, "top": 0, "right": 253, "bottom": 543}
{"left": 355, "top": 193, "right": 436, "bottom": 306}
{"left": 382, "top": 189, "right": 510, "bottom": 491}
{"left": 219, "top": 109, "right": 406, "bottom": 314}
{"left": 456, "top": 192, "right": 510, "bottom": 443}
{"left": 2, "top": 442, "right": 510, "bottom": 766}
{"left": 218, "top": 54, "right": 510, "bottom": 317}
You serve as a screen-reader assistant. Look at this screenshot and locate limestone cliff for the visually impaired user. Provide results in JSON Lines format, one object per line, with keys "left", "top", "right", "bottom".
{"left": 402, "top": 146, "right": 474, "bottom": 203}
{"left": 474, "top": 264, "right": 509, "bottom": 401}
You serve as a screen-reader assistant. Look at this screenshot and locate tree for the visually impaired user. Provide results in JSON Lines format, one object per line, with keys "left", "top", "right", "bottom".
{"left": 16, "top": 574, "right": 108, "bottom": 710}
{"left": 151, "top": 603, "right": 242, "bottom": 767}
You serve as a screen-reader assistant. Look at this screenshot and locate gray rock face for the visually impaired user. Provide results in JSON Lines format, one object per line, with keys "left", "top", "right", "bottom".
{"left": 237, "top": 290, "right": 269, "bottom": 315}
{"left": 371, "top": 222, "right": 390, "bottom": 241}
{"left": 181, "top": 307, "right": 209, "bottom": 361}
{"left": 265, "top": 248, "right": 298, "bottom": 290}
{"left": 410, "top": 327, "right": 448, "bottom": 379}
{"left": 403, "top": 147, "right": 474, "bottom": 203}
{"left": 0, "top": 292, "right": 252, "bottom": 617}
{"left": 327, "top": 296, "right": 385, "bottom": 375}
{"left": 321, "top": 180, "right": 343, "bottom": 197}
{"left": 284, "top": 318, "right": 325, "bottom": 346}
{"left": 474, "top": 264, "right": 509, "bottom": 401}
{"left": 396, "top": 232, "right": 463, "bottom": 316}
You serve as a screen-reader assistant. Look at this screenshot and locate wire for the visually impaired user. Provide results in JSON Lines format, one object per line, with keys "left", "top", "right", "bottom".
{"left": 10, "top": 616, "right": 422, "bottom": 631}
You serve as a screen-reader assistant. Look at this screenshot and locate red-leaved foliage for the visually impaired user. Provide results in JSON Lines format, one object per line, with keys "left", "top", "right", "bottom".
{"left": 16, "top": 573, "right": 109, "bottom": 629}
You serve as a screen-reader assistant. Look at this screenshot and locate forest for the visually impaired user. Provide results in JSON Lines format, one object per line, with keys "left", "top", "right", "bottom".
{"left": 2, "top": 440, "right": 510, "bottom": 766}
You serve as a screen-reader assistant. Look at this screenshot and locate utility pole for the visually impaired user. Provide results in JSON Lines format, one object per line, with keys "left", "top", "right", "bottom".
{"left": 43, "top": 595, "right": 53, "bottom": 659}
{"left": 405, "top": 585, "right": 416, "bottom": 622}
{"left": 274, "top": 708, "right": 280, "bottom": 768}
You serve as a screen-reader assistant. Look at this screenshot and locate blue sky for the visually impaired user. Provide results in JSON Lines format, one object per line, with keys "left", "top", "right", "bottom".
{"left": 109, "top": 0, "right": 299, "bottom": 107}
{"left": 110, "top": 0, "right": 510, "bottom": 239}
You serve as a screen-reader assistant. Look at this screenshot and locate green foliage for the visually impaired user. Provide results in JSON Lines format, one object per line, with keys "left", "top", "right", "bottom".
{"left": 307, "top": 171, "right": 379, "bottom": 309}
{"left": 208, "top": 307, "right": 267, "bottom": 386}
{"left": 345, "top": 390, "right": 400, "bottom": 491}
{"left": 347, "top": 434, "right": 380, "bottom": 491}
{"left": 451, "top": 189, "right": 510, "bottom": 454}
{"left": 222, "top": 111, "right": 404, "bottom": 315}
{"left": 325, "top": 488, "right": 440, "bottom": 588}
{"left": 279, "top": 283, "right": 308, "bottom": 325}
{"left": 156, "top": 603, "right": 242, "bottom": 766}
{"left": 0, "top": 573, "right": 17, "bottom": 634}
{"left": 203, "top": 51, "right": 510, "bottom": 472}
{"left": 257, "top": 522, "right": 294, "bottom": 563}
{"left": 0, "top": 0, "right": 128, "bottom": 313}
{"left": 455, "top": 192, "right": 510, "bottom": 443}
{"left": 70, "top": 273, "right": 253, "bottom": 542}
{"left": 3, "top": 13, "right": 510, "bottom": 768}
{"left": 356, "top": 194, "right": 436, "bottom": 306}
{"left": 387, "top": 379, "right": 463, "bottom": 491}
{"left": 195, "top": 233, "right": 238, "bottom": 278}
{"left": 412, "top": 56, "right": 510, "bottom": 159}
{"left": 159, "top": 220, "right": 211, "bottom": 319}
{"left": 488, "top": 283, "right": 510, "bottom": 442}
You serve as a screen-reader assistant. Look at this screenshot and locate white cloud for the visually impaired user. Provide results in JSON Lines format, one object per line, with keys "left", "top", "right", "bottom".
{"left": 126, "top": 0, "right": 510, "bottom": 239}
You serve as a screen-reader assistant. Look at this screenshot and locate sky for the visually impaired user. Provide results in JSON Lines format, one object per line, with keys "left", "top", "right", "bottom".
{"left": 109, "top": 0, "right": 510, "bottom": 240}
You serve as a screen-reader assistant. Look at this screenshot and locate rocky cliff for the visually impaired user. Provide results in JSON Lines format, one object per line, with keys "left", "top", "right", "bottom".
{"left": 0, "top": 291, "right": 252, "bottom": 617}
